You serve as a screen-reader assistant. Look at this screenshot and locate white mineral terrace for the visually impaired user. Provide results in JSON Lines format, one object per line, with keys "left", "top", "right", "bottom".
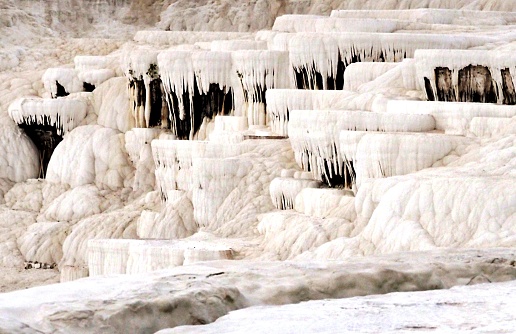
{"left": 0, "top": 1, "right": 515, "bottom": 333}
{"left": 74, "top": 55, "right": 121, "bottom": 73}
{"left": 330, "top": 8, "right": 516, "bottom": 23}
{"left": 267, "top": 89, "right": 357, "bottom": 135}
{"left": 232, "top": 50, "right": 291, "bottom": 125}
{"left": 41, "top": 68, "right": 83, "bottom": 98}
{"left": 133, "top": 31, "right": 254, "bottom": 46}
{"left": 210, "top": 40, "right": 268, "bottom": 52}
{"left": 386, "top": 99, "right": 516, "bottom": 135}
{"left": 8, "top": 97, "right": 89, "bottom": 135}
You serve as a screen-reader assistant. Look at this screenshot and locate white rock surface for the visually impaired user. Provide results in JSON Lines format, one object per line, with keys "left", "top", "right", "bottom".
{"left": 166, "top": 279, "right": 516, "bottom": 334}
{"left": 46, "top": 125, "right": 134, "bottom": 190}
{"left": 0, "top": 249, "right": 515, "bottom": 333}
{"left": 470, "top": 116, "right": 516, "bottom": 137}
{"left": 269, "top": 177, "right": 323, "bottom": 210}
{"left": 1, "top": 2, "right": 516, "bottom": 333}
{"left": 0, "top": 125, "right": 39, "bottom": 183}
{"left": 386, "top": 100, "right": 516, "bottom": 135}
{"left": 94, "top": 77, "right": 134, "bottom": 132}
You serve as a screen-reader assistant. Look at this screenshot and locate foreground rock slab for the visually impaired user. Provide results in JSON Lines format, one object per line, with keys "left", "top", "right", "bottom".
{"left": 0, "top": 249, "right": 515, "bottom": 333}
{"left": 166, "top": 279, "right": 516, "bottom": 333}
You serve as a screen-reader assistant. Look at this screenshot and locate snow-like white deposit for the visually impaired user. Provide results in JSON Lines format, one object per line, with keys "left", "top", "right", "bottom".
{"left": 2, "top": 249, "right": 516, "bottom": 333}
{"left": 386, "top": 99, "right": 516, "bottom": 135}
{"left": 134, "top": 31, "right": 253, "bottom": 46}
{"left": 210, "top": 40, "right": 268, "bottom": 52}
{"left": 330, "top": 8, "right": 516, "bottom": 23}
{"left": 343, "top": 62, "right": 399, "bottom": 91}
{"left": 45, "top": 125, "right": 133, "bottom": 189}
{"left": 273, "top": 15, "right": 402, "bottom": 33}
{"left": 1, "top": 1, "right": 516, "bottom": 333}
{"left": 74, "top": 55, "right": 121, "bottom": 73}
{"left": 8, "top": 97, "right": 89, "bottom": 135}
{"left": 0, "top": 125, "right": 39, "bottom": 183}
{"left": 266, "top": 89, "right": 357, "bottom": 135}
{"left": 89, "top": 238, "right": 233, "bottom": 276}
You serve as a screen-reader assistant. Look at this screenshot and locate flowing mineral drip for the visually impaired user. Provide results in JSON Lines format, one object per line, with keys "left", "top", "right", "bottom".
{"left": 152, "top": 139, "right": 243, "bottom": 200}
{"left": 269, "top": 177, "right": 323, "bottom": 210}
{"left": 158, "top": 50, "right": 236, "bottom": 139}
{"left": 288, "top": 110, "right": 436, "bottom": 188}
{"left": 122, "top": 49, "right": 167, "bottom": 128}
{"left": 285, "top": 32, "right": 495, "bottom": 91}
{"left": 232, "top": 50, "right": 291, "bottom": 127}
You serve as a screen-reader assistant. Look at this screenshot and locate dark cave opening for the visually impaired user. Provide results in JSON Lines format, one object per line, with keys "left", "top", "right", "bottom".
{"left": 320, "top": 159, "right": 355, "bottom": 189}
{"left": 458, "top": 65, "right": 497, "bottom": 103}
{"left": 501, "top": 68, "right": 516, "bottom": 105}
{"left": 434, "top": 67, "right": 455, "bottom": 102}
{"left": 83, "top": 82, "right": 96, "bottom": 92}
{"left": 19, "top": 121, "right": 63, "bottom": 178}
{"left": 55, "top": 81, "right": 69, "bottom": 98}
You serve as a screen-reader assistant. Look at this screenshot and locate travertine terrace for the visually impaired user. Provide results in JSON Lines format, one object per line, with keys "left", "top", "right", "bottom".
{"left": 0, "top": 0, "right": 515, "bottom": 332}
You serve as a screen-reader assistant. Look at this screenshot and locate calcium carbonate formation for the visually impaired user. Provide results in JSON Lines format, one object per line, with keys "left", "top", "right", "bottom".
{"left": 1, "top": 4, "right": 516, "bottom": 331}
{"left": 415, "top": 49, "right": 516, "bottom": 104}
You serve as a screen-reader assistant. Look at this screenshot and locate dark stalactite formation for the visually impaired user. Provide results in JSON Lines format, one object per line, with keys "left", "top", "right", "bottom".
{"left": 434, "top": 67, "right": 455, "bottom": 102}
{"left": 128, "top": 75, "right": 167, "bottom": 128}
{"left": 425, "top": 65, "right": 514, "bottom": 104}
{"left": 130, "top": 77, "right": 146, "bottom": 113}
{"left": 276, "top": 194, "right": 293, "bottom": 210}
{"left": 294, "top": 55, "right": 346, "bottom": 90}
{"left": 424, "top": 77, "right": 435, "bottom": 101}
{"left": 458, "top": 65, "right": 497, "bottom": 103}
{"left": 300, "top": 147, "right": 355, "bottom": 189}
{"left": 165, "top": 89, "right": 193, "bottom": 140}
{"left": 149, "top": 78, "right": 165, "bottom": 127}
{"left": 19, "top": 119, "right": 63, "bottom": 178}
{"left": 501, "top": 68, "right": 516, "bottom": 105}
{"left": 236, "top": 70, "right": 268, "bottom": 118}
{"left": 164, "top": 77, "right": 233, "bottom": 139}
{"left": 193, "top": 83, "right": 233, "bottom": 136}
{"left": 320, "top": 159, "right": 355, "bottom": 189}
{"left": 292, "top": 47, "right": 403, "bottom": 90}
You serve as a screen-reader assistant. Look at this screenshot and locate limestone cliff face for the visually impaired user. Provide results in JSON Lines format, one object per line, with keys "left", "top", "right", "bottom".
{"left": 156, "top": 0, "right": 516, "bottom": 32}
{"left": 1, "top": 0, "right": 164, "bottom": 38}
{"left": 2, "top": 0, "right": 516, "bottom": 39}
